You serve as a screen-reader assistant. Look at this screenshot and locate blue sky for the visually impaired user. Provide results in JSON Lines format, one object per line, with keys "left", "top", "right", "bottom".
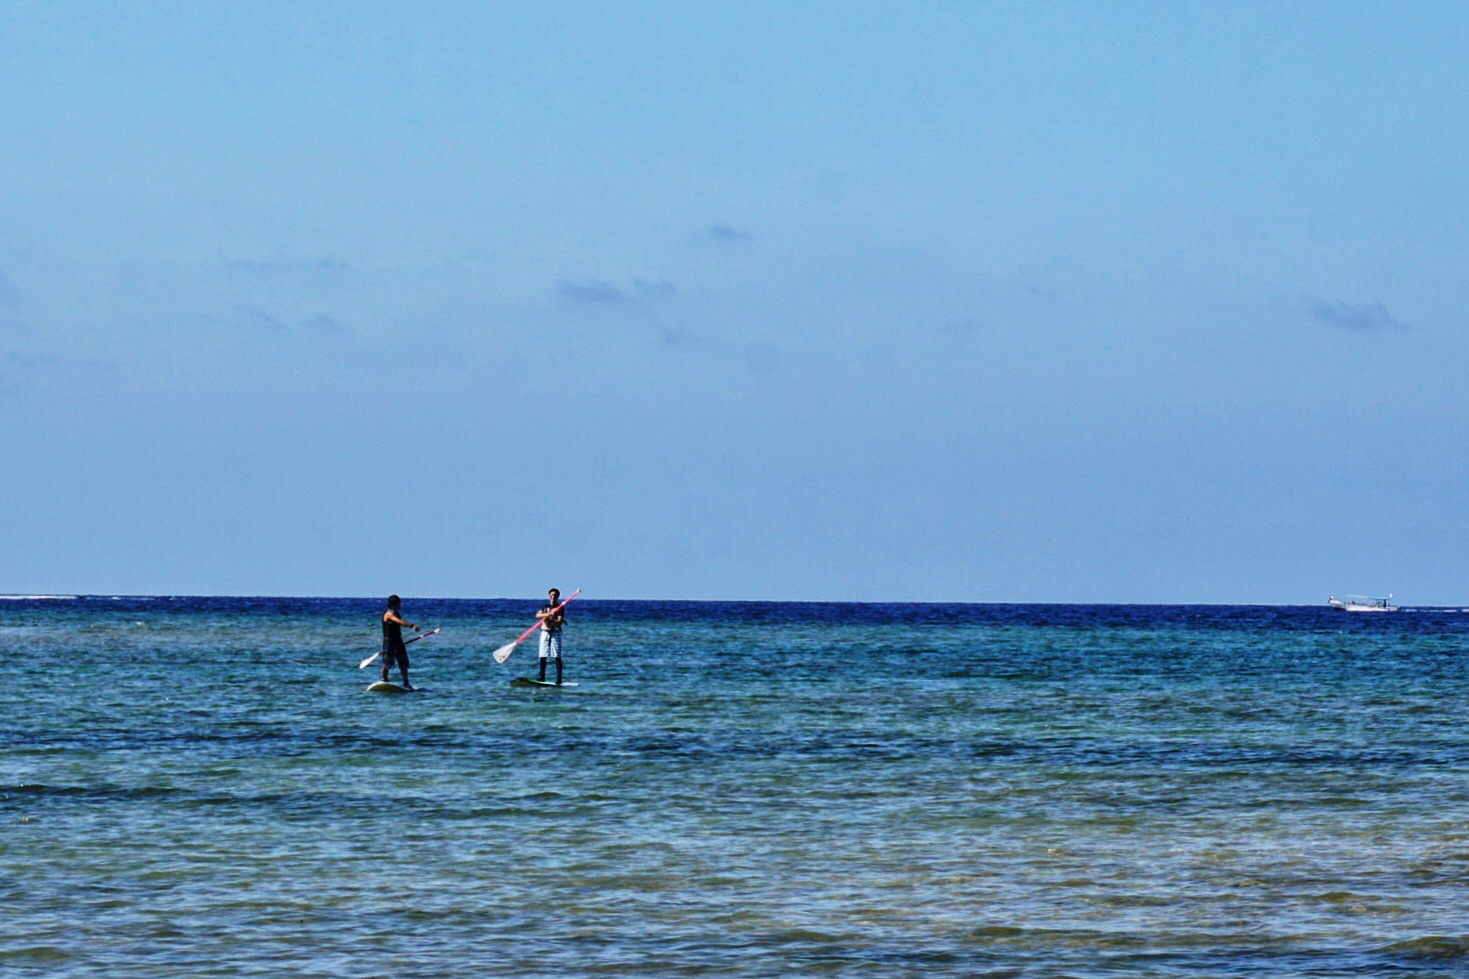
{"left": 2, "top": 1, "right": 1466, "bottom": 602}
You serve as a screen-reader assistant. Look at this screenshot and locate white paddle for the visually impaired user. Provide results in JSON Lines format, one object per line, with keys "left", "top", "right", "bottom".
{"left": 492, "top": 589, "right": 580, "bottom": 664}
{"left": 359, "top": 627, "right": 441, "bottom": 669}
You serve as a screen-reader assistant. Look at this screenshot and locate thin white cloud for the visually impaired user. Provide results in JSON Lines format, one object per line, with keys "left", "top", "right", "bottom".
{"left": 557, "top": 281, "right": 631, "bottom": 304}
{"left": 710, "top": 224, "right": 752, "bottom": 242}
{"left": 218, "top": 251, "right": 347, "bottom": 275}
{"left": 1308, "top": 299, "right": 1409, "bottom": 332}
{"left": 556, "top": 278, "right": 677, "bottom": 304}
{"left": 0, "top": 269, "right": 21, "bottom": 309}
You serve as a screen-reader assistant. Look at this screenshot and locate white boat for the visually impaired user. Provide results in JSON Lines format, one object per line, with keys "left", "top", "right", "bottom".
{"left": 1327, "top": 594, "right": 1399, "bottom": 612}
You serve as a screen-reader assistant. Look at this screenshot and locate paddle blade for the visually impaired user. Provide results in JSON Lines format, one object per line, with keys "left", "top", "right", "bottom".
{"left": 359, "top": 651, "right": 382, "bottom": 669}
{"left": 492, "top": 640, "right": 519, "bottom": 664}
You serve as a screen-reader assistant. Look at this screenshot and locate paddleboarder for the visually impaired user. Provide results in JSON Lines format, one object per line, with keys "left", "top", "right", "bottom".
{"left": 381, "top": 595, "right": 421, "bottom": 689}
{"left": 536, "top": 587, "right": 567, "bottom": 684}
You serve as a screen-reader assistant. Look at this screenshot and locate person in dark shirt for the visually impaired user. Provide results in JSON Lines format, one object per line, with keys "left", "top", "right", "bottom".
{"left": 535, "top": 587, "right": 566, "bottom": 684}
{"left": 381, "top": 595, "right": 421, "bottom": 689}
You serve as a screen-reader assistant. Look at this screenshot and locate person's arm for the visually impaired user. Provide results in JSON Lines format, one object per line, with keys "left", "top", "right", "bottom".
{"left": 385, "top": 610, "right": 419, "bottom": 631}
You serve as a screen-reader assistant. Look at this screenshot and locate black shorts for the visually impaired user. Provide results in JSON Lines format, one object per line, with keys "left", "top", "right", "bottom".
{"left": 383, "top": 637, "right": 409, "bottom": 670}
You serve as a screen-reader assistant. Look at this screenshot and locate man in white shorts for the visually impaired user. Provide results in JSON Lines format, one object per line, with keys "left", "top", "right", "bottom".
{"left": 536, "top": 587, "right": 566, "bottom": 684}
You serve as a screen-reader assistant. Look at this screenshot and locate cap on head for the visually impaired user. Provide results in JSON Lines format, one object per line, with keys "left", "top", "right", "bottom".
{"left": 387, "top": 595, "right": 401, "bottom": 608}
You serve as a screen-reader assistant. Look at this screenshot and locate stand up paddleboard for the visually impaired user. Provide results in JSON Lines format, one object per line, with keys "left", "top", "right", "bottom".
{"left": 366, "top": 681, "right": 424, "bottom": 694}
{"left": 510, "top": 678, "right": 578, "bottom": 688}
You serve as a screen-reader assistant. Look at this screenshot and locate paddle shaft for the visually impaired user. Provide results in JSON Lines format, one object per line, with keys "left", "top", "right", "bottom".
{"left": 359, "top": 627, "right": 440, "bottom": 668}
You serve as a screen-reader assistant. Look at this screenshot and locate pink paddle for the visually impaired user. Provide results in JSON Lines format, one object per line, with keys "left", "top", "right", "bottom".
{"left": 492, "top": 589, "right": 581, "bottom": 664}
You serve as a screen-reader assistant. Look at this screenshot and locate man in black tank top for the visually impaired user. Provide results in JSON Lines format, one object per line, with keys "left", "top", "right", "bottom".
{"left": 381, "top": 595, "right": 420, "bottom": 688}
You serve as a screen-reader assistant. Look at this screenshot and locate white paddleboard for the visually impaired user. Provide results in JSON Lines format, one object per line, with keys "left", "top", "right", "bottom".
{"left": 366, "top": 681, "right": 423, "bottom": 694}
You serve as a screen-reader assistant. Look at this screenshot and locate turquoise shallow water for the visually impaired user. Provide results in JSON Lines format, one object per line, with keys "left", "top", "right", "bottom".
{"left": 3, "top": 597, "right": 1469, "bottom": 977}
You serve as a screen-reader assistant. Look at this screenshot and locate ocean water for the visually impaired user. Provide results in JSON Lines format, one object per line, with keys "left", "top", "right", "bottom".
{"left": 3, "top": 597, "right": 1469, "bottom": 978}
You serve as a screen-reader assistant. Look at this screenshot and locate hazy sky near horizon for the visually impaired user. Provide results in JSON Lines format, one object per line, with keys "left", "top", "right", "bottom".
{"left": 2, "top": 1, "right": 1467, "bottom": 602}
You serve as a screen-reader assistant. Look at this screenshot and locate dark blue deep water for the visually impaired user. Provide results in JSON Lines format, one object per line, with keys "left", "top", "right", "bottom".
{"left": 4, "top": 597, "right": 1469, "bottom": 977}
